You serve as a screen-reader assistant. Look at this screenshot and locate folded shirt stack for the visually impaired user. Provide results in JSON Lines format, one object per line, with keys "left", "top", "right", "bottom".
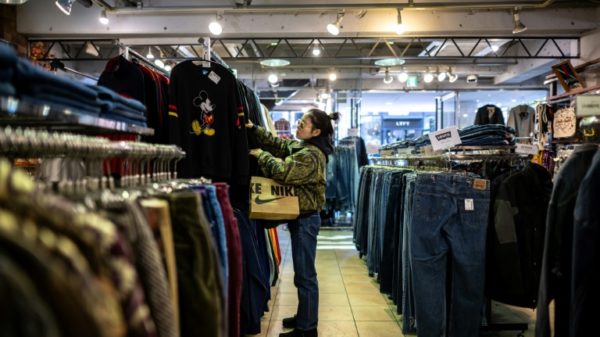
{"left": 0, "top": 43, "right": 147, "bottom": 128}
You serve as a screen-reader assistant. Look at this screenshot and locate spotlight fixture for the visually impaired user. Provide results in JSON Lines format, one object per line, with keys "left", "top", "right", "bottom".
{"left": 437, "top": 71, "right": 447, "bottom": 82}
{"left": 55, "top": 0, "right": 74, "bottom": 15}
{"left": 491, "top": 45, "right": 499, "bottom": 52}
{"left": 164, "top": 64, "right": 172, "bottom": 72}
{"left": 99, "top": 10, "right": 109, "bottom": 25}
{"left": 327, "top": 12, "right": 344, "bottom": 36}
{"left": 512, "top": 9, "right": 527, "bottom": 34}
{"left": 260, "top": 59, "right": 290, "bottom": 67}
{"left": 398, "top": 71, "right": 409, "bottom": 83}
{"left": 383, "top": 68, "right": 393, "bottom": 84}
{"left": 209, "top": 14, "right": 223, "bottom": 35}
{"left": 423, "top": 73, "right": 434, "bottom": 83}
{"left": 328, "top": 72, "right": 337, "bottom": 82}
{"left": 395, "top": 8, "right": 405, "bottom": 35}
{"left": 146, "top": 47, "right": 155, "bottom": 60}
{"left": 268, "top": 73, "right": 279, "bottom": 84}
{"left": 154, "top": 59, "right": 165, "bottom": 68}
{"left": 448, "top": 68, "right": 458, "bottom": 83}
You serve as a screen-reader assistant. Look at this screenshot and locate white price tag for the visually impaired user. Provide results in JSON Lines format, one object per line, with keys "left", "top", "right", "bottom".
{"left": 208, "top": 71, "right": 221, "bottom": 85}
{"left": 465, "top": 199, "right": 474, "bottom": 211}
{"left": 515, "top": 143, "right": 539, "bottom": 155}
{"left": 428, "top": 126, "right": 462, "bottom": 151}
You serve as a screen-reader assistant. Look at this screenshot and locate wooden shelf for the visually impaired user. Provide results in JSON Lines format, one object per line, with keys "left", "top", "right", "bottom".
{"left": 547, "top": 84, "right": 600, "bottom": 103}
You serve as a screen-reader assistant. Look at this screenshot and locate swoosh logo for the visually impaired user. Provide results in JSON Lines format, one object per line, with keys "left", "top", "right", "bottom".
{"left": 255, "top": 196, "right": 286, "bottom": 205}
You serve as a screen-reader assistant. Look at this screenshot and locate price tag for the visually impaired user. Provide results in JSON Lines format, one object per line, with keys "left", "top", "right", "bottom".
{"left": 208, "top": 71, "right": 221, "bottom": 85}
{"left": 465, "top": 199, "right": 474, "bottom": 211}
{"left": 428, "top": 126, "right": 462, "bottom": 151}
{"left": 515, "top": 143, "right": 539, "bottom": 155}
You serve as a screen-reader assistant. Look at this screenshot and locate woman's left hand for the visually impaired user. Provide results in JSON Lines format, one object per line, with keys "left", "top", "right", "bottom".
{"left": 249, "top": 148, "right": 263, "bottom": 157}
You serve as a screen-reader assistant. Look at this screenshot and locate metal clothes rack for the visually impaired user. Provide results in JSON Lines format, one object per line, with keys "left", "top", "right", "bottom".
{"left": 0, "top": 127, "right": 185, "bottom": 187}
{"left": 0, "top": 96, "right": 154, "bottom": 136}
{"left": 371, "top": 147, "right": 529, "bottom": 337}
{"left": 50, "top": 59, "right": 100, "bottom": 82}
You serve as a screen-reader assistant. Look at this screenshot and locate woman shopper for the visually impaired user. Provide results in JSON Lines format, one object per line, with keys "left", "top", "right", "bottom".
{"left": 246, "top": 109, "right": 339, "bottom": 337}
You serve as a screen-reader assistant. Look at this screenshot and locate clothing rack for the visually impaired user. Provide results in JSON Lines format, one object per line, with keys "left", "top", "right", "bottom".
{"left": 121, "top": 45, "right": 169, "bottom": 76}
{"left": 0, "top": 127, "right": 185, "bottom": 187}
{"left": 371, "top": 148, "right": 528, "bottom": 337}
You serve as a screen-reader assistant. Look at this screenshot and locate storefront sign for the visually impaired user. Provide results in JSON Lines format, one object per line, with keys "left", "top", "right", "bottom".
{"left": 382, "top": 119, "right": 422, "bottom": 129}
{"left": 576, "top": 95, "right": 600, "bottom": 117}
{"left": 429, "top": 126, "right": 461, "bottom": 151}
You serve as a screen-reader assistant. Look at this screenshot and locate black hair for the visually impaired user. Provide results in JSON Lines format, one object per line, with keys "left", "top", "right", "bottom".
{"left": 305, "top": 109, "right": 340, "bottom": 139}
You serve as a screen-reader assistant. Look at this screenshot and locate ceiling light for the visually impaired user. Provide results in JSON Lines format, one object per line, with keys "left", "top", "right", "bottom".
{"left": 209, "top": 14, "right": 223, "bottom": 35}
{"left": 312, "top": 43, "right": 321, "bottom": 57}
{"left": 0, "top": 0, "right": 29, "bottom": 4}
{"left": 448, "top": 72, "right": 459, "bottom": 83}
{"left": 398, "top": 71, "right": 409, "bottom": 83}
{"left": 329, "top": 72, "right": 337, "bottom": 81}
{"left": 437, "top": 72, "right": 447, "bottom": 82}
{"left": 99, "top": 10, "right": 109, "bottom": 25}
{"left": 55, "top": 0, "right": 74, "bottom": 15}
{"left": 374, "top": 58, "right": 405, "bottom": 67}
{"left": 512, "top": 9, "right": 527, "bottom": 34}
{"left": 154, "top": 59, "right": 165, "bottom": 68}
{"left": 268, "top": 73, "right": 279, "bottom": 84}
{"left": 84, "top": 42, "right": 99, "bottom": 57}
{"left": 395, "top": 8, "right": 405, "bottom": 35}
{"left": 260, "top": 59, "right": 290, "bottom": 67}
{"left": 164, "top": 64, "right": 172, "bottom": 72}
{"left": 321, "top": 93, "right": 330, "bottom": 99}
{"left": 383, "top": 68, "right": 393, "bottom": 84}
{"left": 327, "top": 12, "right": 344, "bottom": 36}
{"left": 491, "top": 45, "right": 499, "bottom": 52}
{"left": 423, "top": 73, "right": 434, "bottom": 83}
{"left": 146, "top": 47, "right": 155, "bottom": 60}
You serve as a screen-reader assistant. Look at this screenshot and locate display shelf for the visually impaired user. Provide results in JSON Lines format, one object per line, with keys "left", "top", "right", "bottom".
{"left": 0, "top": 96, "right": 154, "bottom": 136}
{"left": 546, "top": 83, "right": 600, "bottom": 103}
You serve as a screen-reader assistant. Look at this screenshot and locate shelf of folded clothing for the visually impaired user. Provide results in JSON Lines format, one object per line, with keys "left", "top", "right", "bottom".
{"left": 0, "top": 96, "right": 154, "bottom": 136}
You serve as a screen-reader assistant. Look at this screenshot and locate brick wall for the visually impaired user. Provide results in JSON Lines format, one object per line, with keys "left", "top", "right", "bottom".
{"left": 0, "top": 5, "right": 28, "bottom": 56}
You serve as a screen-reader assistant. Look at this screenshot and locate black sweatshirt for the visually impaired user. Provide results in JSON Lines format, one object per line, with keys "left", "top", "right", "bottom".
{"left": 167, "top": 61, "right": 249, "bottom": 183}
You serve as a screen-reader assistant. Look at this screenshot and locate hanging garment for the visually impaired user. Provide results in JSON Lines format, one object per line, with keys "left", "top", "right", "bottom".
{"left": 488, "top": 163, "right": 552, "bottom": 308}
{"left": 536, "top": 144, "right": 598, "bottom": 337}
{"left": 507, "top": 104, "right": 535, "bottom": 138}
{"left": 167, "top": 61, "right": 249, "bottom": 184}
{"left": 474, "top": 104, "right": 505, "bottom": 125}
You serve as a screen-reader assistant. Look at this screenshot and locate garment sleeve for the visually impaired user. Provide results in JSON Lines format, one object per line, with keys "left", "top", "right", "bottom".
{"left": 230, "top": 78, "right": 250, "bottom": 185}
{"left": 507, "top": 108, "right": 516, "bottom": 131}
{"left": 250, "top": 125, "right": 297, "bottom": 159}
{"left": 167, "top": 68, "right": 181, "bottom": 149}
{"left": 474, "top": 109, "right": 483, "bottom": 125}
{"left": 257, "top": 148, "right": 319, "bottom": 186}
{"left": 496, "top": 106, "right": 505, "bottom": 125}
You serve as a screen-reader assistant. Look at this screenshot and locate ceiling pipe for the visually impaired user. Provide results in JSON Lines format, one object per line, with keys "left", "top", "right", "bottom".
{"left": 104, "top": 0, "right": 557, "bottom": 15}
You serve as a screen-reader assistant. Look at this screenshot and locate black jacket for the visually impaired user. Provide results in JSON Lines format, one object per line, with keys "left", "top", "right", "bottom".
{"left": 474, "top": 104, "right": 505, "bottom": 125}
{"left": 536, "top": 144, "right": 598, "bottom": 337}
{"left": 487, "top": 163, "right": 552, "bottom": 308}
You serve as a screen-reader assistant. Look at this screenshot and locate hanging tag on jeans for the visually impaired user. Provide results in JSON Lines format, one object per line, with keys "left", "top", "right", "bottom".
{"left": 465, "top": 199, "right": 474, "bottom": 211}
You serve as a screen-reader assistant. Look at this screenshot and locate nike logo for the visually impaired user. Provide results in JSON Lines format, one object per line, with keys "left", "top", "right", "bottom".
{"left": 255, "top": 196, "right": 286, "bottom": 205}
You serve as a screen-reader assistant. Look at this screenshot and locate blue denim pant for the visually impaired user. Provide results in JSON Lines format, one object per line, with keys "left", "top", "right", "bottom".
{"left": 205, "top": 185, "right": 229, "bottom": 299}
{"left": 402, "top": 173, "right": 417, "bottom": 334}
{"left": 410, "top": 173, "right": 490, "bottom": 337}
{"left": 288, "top": 212, "right": 321, "bottom": 330}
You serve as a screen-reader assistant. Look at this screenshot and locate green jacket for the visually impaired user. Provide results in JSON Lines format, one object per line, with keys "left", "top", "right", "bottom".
{"left": 251, "top": 126, "right": 327, "bottom": 213}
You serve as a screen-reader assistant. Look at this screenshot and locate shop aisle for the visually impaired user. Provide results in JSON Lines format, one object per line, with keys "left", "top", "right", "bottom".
{"left": 256, "top": 228, "right": 538, "bottom": 337}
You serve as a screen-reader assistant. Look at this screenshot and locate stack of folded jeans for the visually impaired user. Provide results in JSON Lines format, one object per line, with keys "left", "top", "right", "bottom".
{"left": 88, "top": 85, "right": 148, "bottom": 127}
{"left": 13, "top": 58, "right": 103, "bottom": 116}
{"left": 0, "top": 43, "right": 17, "bottom": 97}
{"left": 459, "top": 124, "right": 515, "bottom": 146}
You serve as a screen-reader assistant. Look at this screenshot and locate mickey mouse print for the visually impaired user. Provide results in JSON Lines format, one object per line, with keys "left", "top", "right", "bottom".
{"left": 190, "top": 90, "right": 217, "bottom": 136}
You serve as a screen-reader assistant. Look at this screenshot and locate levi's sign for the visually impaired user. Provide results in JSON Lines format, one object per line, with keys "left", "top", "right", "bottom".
{"left": 429, "top": 126, "right": 462, "bottom": 151}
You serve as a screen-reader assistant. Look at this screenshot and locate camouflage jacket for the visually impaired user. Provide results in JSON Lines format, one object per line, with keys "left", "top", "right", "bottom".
{"left": 251, "top": 126, "right": 326, "bottom": 213}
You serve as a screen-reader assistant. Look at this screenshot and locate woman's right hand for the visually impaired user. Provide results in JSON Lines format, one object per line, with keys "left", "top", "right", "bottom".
{"left": 245, "top": 120, "right": 254, "bottom": 129}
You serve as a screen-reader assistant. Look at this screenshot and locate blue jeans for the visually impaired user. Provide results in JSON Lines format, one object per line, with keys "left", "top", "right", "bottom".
{"left": 410, "top": 173, "right": 490, "bottom": 337}
{"left": 205, "top": 185, "right": 229, "bottom": 299}
{"left": 402, "top": 173, "right": 417, "bottom": 334}
{"left": 288, "top": 212, "right": 321, "bottom": 330}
